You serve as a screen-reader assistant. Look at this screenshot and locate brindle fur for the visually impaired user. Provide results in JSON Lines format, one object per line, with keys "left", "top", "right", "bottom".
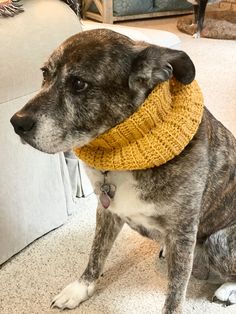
{"left": 10, "top": 29, "right": 236, "bottom": 313}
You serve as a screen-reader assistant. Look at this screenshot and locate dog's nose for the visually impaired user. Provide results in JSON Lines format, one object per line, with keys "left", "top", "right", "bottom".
{"left": 10, "top": 113, "right": 35, "bottom": 135}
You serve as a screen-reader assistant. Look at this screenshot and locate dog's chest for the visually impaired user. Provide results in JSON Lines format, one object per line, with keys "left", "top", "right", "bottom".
{"left": 109, "top": 173, "right": 156, "bottom": 227}
{"left": 86, "top": 167, "right": 168, "bottom": 233}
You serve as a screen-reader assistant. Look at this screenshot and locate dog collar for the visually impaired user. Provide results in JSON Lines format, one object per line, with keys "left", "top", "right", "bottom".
{"left": 74, "top": 79, "right": 204, "bottom": 171}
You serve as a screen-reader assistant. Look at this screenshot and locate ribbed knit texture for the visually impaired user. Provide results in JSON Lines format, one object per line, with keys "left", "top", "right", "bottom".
{"left": 74, "top": 79, "right": 204, "bottom": 171}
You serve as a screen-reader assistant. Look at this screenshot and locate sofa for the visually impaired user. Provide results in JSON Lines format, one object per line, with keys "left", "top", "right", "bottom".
{"left": 82, "top": 20, "right": 181, "bottom": 49}
{"left": 0, "top": 0, "right": 85, "bottom": 265}
{"left": 83, "top": 0, "right": 193, "bottom": 24}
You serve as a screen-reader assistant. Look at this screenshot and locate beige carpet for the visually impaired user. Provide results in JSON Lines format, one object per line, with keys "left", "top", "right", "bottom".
{"left": 1, "top": 17, "right": 236, "bottom": 314}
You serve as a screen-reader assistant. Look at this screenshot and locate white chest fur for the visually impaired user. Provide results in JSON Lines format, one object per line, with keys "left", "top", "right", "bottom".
{"left": 109, "top": 172, "right": 156, "bottom": 226}
{"left": 85, "top": 166, "right": 165, "bottom": 233}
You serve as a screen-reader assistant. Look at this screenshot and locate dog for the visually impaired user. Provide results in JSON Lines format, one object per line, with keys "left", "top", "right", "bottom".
{"left": 187, "top": 0, "right": 220, "bottom": 38}
{"left": 10, "top": 29, "right": 236, "bottom": 313}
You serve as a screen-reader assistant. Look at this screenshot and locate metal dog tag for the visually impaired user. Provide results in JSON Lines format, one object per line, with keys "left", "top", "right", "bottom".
{"left": 100, "top": 191, "right": 111, "bottom": 209}
{"left": 99, "top": 183, "right": 116, "bottom": 209}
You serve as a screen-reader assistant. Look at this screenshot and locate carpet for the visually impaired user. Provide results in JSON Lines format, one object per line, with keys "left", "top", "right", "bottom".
{"left": 1, "top": 18, "right": 236, "bottom": 314}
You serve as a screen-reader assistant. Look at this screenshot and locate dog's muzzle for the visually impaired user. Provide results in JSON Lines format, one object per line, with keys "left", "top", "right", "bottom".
{"left": 10, "top": 113, "right": 36, "bottom": 137}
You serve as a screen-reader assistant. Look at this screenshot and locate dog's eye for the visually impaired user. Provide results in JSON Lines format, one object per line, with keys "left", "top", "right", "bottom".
{"left": 41, "top": 67, "right": 50, "bottom": 81}
{"left": 71, "top": 77, "right": 88, "bottom": 93}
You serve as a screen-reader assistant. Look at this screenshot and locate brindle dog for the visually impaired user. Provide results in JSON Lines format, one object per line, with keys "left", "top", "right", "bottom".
{"left": 10, "top": 29, "right": 236, "bottom": 313}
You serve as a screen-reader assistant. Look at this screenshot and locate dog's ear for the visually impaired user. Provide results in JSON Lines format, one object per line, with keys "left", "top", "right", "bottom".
{"left": 129, "top": 45, "right": 195, "bottom": 102}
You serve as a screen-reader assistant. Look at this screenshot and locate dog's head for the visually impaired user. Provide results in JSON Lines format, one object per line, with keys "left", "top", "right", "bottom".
{"left": 10, "top": 29, "right": 195, "bottom": 154}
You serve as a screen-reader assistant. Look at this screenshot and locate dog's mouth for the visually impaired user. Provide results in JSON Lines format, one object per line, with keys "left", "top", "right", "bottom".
{"left": 10, "top": 108, "right": 107, "bottom": 155}
{"left": 12, "top": 125, "right": 83, "bottom": 155}
{"left": 10, "top": 112, "right": 63, "bottom": 154}
{"left": 20, "top": 137, "right": 27, "bottom": 145}
{"left": 17, "top": 133, "right": 55, "bottom": 154}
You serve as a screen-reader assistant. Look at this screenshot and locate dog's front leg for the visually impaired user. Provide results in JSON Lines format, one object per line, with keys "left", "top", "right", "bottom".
{"left": 51, "top": 206, "right": 124, "bottom": 310}
{"left": 162, "top": 229, "right": 197, "bottom": 314}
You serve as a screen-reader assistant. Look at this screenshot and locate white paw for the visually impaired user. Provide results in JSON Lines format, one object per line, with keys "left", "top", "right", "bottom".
{"left": 51, "top": 280, "right": 95, "bottom": 310}
{"left": 213, "top": 282, "right": 236, "bottom": 305}
{"left": 193, "top": 32, "right": 200, "bottom": 39}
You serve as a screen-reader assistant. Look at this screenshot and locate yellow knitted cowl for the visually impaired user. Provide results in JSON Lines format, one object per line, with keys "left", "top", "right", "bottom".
{"left": 74, "top": 79, "right": 204, "bottom": 171}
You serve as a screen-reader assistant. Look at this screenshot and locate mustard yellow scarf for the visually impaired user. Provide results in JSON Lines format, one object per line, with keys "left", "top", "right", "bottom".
{"left": 74, "top": 79, "right": 204, "bottom": 171}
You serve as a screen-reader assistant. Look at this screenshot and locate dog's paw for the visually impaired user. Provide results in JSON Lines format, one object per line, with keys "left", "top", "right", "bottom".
{"left": 192, "top": 32, "right": 201, "bottom": 39}
{"left": 213, "top": 282, "right": 236, "bottom": 306}
{"left": 51, "top": 280, "right": 95, "bottom": 310}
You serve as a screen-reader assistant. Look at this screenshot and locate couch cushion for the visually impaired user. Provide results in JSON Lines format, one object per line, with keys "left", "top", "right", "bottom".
{"left": 82, "top": 21, "right": 181, "bottom": 49}
{"left": 0, "top": 0, "right": 82, "bottom": 104}
{"left": 154, "top": 0, "right": 192, "bottom": 12}
{"left": 113, "top": 0, "right": 153, "bottom": 16}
